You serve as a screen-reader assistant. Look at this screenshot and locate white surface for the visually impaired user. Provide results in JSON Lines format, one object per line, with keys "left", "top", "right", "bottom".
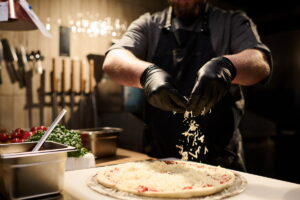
{"left": 65, "top": 153, "right": 96, "bottom": 171}
{"left": 0, "top": 2, "right": 8, "bottom": 21}
{"left": 63, "top": 167, "right": 300, "bottom": 200}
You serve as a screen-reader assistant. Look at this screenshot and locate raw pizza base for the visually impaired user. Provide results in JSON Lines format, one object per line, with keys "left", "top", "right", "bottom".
{"left": 87, "top": 161, "right": 247, "bottom": 200}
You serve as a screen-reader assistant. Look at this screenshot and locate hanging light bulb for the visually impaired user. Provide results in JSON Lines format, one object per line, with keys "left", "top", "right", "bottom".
{"left": 45, "top": 17, "right": 51, "bottom": 31}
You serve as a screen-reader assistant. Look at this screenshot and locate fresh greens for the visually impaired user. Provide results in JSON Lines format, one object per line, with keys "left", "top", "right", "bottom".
{"left": 27, "top": 124, "right": 88, "bottom": 157}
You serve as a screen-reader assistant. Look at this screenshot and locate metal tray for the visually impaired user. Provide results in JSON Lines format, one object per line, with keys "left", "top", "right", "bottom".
{"left": 0, "top": 141, "right": 75, "bottom": 200}
{"left": 79, "top": 127, "right": 123, "bottom": 158}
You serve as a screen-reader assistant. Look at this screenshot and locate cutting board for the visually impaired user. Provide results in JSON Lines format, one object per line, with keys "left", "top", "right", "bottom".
{"left": 62, "top": 158, "right": 300, "bottom": 200}
{"left": 63, "top": 167, "right": 115, "bottom": 200}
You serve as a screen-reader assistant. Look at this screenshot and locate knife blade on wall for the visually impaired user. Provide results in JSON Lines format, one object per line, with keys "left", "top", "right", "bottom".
{"left": 88, "top": 59, "right": 98, "bottom": 127}
{"left": 70, "top": 59, "right": 76, "bottom": 128}
{"left": 51, "top": 58, "right": 58, "bottom": 120}
{"left": 1, "top": 38, "right": 22, "bottom": 85}
{"left": 35, "top": 50, "right": 44, "bottom": 74}
{"left": 79, "top": 60, "right": 86, "bottom": 128}
{"left": 61, "top": 58, "right": 67, "bottom": 124}
{"left": 38, "top": 67, "right": 45, "bottom": 125}
{"left": 0, "top": 40, "right": 4, "bottom": 84}
{"left": 15, "top": 46, "right": 27, "bottom": 86}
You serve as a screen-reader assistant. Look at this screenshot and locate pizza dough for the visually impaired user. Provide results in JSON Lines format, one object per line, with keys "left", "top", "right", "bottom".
{"left": 95, "top": 160, "right": 236, "bottom": 198}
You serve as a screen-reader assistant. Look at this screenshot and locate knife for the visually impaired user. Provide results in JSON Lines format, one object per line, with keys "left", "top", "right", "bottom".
{"left": 70, "top": 59, "right": 76, "bottom": 128}
{"left": 38, "top": 68, "right": 45, "bottom": 125}
{"left": 15, "top": 46, "right": 27, "bottom": 86}
{"left": 27, "top": 51, "right": 35, "bottom": 72}
{"left": 51, "top": 58, "right": 58, "bottom": 120}
{"left": 0, "top": 40, "right": 4, "bottom": 84}
{"left": 61, "top": 58, "right": 67, "bottom": 124}
{"left": 1, "top": 38, "right": 20, "bottom": 84}
{"left": 88, "top": 59, "right": 98, "bottom": 127}
{"left": 35, "top": 50, "right": 44, "bottom": 74}
{"left": 79, "top": 60, "right": 86, "bottom": 128}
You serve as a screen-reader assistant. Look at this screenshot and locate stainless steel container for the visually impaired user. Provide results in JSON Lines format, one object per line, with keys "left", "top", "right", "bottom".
{"left": 79, "top": 127, "right": 123, "bottom": 158}
{"left": 0, "top": 141, "right": 75, "bottom": 200}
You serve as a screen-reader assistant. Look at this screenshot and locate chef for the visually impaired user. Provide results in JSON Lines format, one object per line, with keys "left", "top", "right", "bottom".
{"left": 103, "top": 0, "right": 272, "bottom": 171}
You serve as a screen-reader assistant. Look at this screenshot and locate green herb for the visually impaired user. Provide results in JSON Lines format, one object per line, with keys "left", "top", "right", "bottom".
{"left": 27, "top": 124, "right": 88, "bottom": 157}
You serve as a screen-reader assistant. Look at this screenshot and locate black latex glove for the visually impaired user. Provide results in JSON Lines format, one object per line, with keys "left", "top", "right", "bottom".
{"left": 140, "top": 65, "right": 187, "bottom": 112}
{"left": 187, "top": 57, "right": 237, "bottom": 116}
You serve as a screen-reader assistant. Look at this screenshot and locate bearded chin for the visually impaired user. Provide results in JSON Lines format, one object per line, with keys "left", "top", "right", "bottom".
{"left": 171, "top": 3, "right": 201, "bottom": 21}
{"left": 177, "top": 10, "right": 197, "bottom": 20}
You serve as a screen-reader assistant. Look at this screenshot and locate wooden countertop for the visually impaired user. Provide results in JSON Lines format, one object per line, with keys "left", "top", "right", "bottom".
{"left": 95, "top": 148, "right": 154, "bottom": 167}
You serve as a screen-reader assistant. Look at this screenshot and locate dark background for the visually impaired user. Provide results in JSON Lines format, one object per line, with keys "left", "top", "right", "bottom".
{"left": 212, "top": 0, "right": 300, "bottom": 183}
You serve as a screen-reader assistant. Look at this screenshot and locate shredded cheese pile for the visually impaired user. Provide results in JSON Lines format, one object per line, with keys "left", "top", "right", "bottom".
{"left": 97, "top": 161, "right": 235, "bottom": 194}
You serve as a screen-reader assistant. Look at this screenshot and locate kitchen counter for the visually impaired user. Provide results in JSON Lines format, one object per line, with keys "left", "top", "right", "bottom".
{"left": 63, "top": 148, "right": 300, "bottom": 200}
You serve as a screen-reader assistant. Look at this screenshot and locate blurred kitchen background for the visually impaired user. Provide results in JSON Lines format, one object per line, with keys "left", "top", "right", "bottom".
{"left": 0, "top": 0, "right": 299, "bottom": 184}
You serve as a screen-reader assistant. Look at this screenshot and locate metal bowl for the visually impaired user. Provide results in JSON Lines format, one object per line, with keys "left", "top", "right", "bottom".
{"left": 78, "top": 127, "right": 123, "bottom": 158}
{"left": 0, "top": 141, "right": 75, "bottom": 200}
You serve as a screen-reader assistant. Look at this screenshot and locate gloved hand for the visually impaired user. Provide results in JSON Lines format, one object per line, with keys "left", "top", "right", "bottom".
{"left": 187, "top": 57, "right": 237, "bottom": 116}
{"left": 140, "top": 65, "right": 187, "bottom": 112}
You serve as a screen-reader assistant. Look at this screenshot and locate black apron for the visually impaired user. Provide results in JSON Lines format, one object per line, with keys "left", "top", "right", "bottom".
{"left": 143, "top": 7, "right": 246, "bottom": 171}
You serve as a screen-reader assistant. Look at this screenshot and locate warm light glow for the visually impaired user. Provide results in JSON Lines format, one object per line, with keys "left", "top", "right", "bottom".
{"left": 44, "top": 14, "right": 127, "bottom": 39}
{"left": 46, "top": 23, "right": 51, "bottom": 31}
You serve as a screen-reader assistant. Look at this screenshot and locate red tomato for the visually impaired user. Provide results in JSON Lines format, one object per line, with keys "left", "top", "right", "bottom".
{"left": 0, "top": 133, "right": 9, "bottom": 142}
{"left": 30, "top": 127, "right": 37, "bottom": 132}
{"left": 11, "top": 128, "right": 25, "bottom": 139}
{"left": 11, "top": 132, "right": 20, "bottom": 139}
{"left": 14, "top": 128, "right": 25, "bottom": 134}
{"left": 21, "top": 131, "right": 33, "bottom": 139}
{"left": 37, "top": 126, "right": 47, "bottom": 131}
{"left": 11, "top": 138, "right": 22, "bottom": 143}
{"left": 31, "top": 126, "right": 47, "bottom": 133}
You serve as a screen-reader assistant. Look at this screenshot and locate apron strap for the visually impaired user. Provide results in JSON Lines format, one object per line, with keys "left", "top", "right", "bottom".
{"left": 164, "top": 6, "right": 172, "bottom": 31}
{"left": 163, "top": 3, "right": 210, "bottom": 81}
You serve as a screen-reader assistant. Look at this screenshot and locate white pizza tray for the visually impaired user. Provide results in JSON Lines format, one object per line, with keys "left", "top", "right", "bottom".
{"left": 63, "top": 166, "right": 300, "bottom": 200}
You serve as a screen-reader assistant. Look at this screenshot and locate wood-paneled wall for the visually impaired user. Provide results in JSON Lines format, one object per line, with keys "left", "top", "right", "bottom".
{"left": 0, "top": 0, "right": 167, "bottom": 130}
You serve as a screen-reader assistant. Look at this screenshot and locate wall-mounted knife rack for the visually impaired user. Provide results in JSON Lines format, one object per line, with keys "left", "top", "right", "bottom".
{"left": 24, "top": 57, "right": 98, "bottom": 129}
{"left": 1, "top": 39, "right": 100, "bottom": 129}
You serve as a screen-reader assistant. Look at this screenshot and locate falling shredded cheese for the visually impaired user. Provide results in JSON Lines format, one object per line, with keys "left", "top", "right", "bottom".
{"left": 176, "top": 111, "right": 209, "bottom": 161}
{"left": 204, "top": 147, "right": 209, "bottom": 155}
{"left": 188, "top": 146, "right": 201, "bottom": 159}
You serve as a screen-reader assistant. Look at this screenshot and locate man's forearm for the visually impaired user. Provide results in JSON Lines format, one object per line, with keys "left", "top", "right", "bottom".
{"left": 225, "top": 49, "right": 271, "bottom": 86}
{"left": 103, "top": 49, "right": 152, "bottom": 88}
